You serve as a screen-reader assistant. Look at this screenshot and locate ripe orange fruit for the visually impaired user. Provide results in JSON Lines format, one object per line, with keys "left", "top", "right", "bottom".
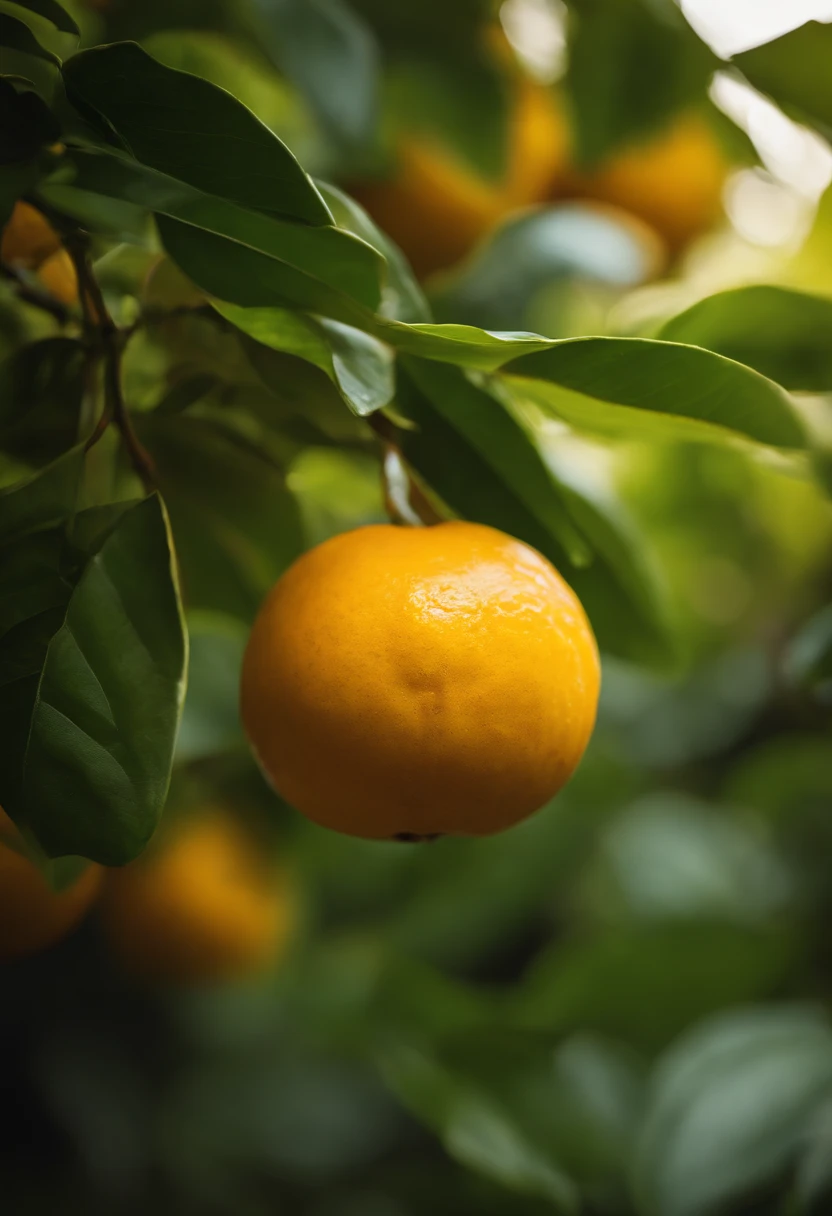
{"left": 103, "top": 809, "right": 293, "bottom": 984}
{"left": 350, "top": 76, "right": 567, "bottom": 278}
{"left": 37, "top": 247, "right": 79, "bottom": 305}
{"left": 0, "top": 808, "right": 102, "bottom": 962}
{"left": 562, "top": 113, "right": 728, "bottom": 253}
{"left": 241, "top": 522, "right": 600, "bottom": 841}
{"left": 0, "top": 200, "right": 62, "bottom": 268}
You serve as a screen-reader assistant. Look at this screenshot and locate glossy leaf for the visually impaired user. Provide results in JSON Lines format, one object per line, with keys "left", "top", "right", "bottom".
{"left": 62, "top": 41, "right": 330, "bottom": 224}
{"left": 735, "top": 22, "right": 832, "bottom": 139}
{"left": 658, "top": 286, "right": 832, "bottom": 392}
{"left": 44, "top": 148, "right": 383, "bottom": 310}
{"left": 504, "top": 337, "right": 807, "bottom": 449}
{"left": 0, "top": 11, "right": 59, "bottom": 63}
{"left": 216, "top": 302, "right": 395, "bottom": 416}
{"left": 375, "top": 319, "right": 554, "bottom": 370}
{"left": 4, "top": 0, "right": 79, "bottom": 36}
{"left": 634, "top": 1007, "right": 832, "bottom": 1216}
{"left": 252, "top": 0, "right": 379, "bottom": 147}
{"left": 0, "top": 492, "right": 187, "bottom": 864}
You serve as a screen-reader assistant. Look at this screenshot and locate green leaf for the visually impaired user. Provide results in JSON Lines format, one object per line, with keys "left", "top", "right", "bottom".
{"left": 216, "top": 302, "right": 394, "bottom": 416}
{"left": 0, "top": 493, "right": 187, "bottom": 864}
{"left": 565, "top": 0, "right": 717, "bottom": 166}
{"left": 398, "top": 361, "right": 673, "bottom": 663}
{"left": 43, "top": 148, "right": 383, "bottom": 310}
{"left": 634, "top": 1007, "right": 832, "bottom": 1216}
{"left": 658, "top": 286, "right": 832, "bottom": 392}
{"left": 252, "top": 0, "right": 379, "bottom": 148}
{"left": 375, "top": 319, "right": 555, "bottom": 370}
{"left": 735, "top": 22, "right": 832, "bottom": 140}
{"left": 2, "top": 0, "right": 79, "bottom": 36}
{"left": 503, "top": 337, "right": 807, "bottom": 450}
{"left": 782, "top": 603, "right": 832, "bottom": 702}
{"left": 0, "top": 337, "right": 86, "bottom": 465}
{"left": 0, "top": 443, "right": 84, "bottom": 543}
{"left": 61, "top": 41, "right": 330, "bottom": 224}
{"left": 380, "top": 1042, "right": 579, "bottom": 1212}
{"left": 0, "top": 11, "right": 59, "bottom": 64}
{"left": 0, "top": 77, "right": 61, "bottom": 166}
{"left": 317, "top": 179, "right": 431, "bottom": 323}
{"left": 138, "top": 413, "right": 305, "bottom": 622}
{"left": 399, "top": 357, "right": 590, "bottom": 565}
{"left": 156, "top": 214, "right": 374, "bottom": 327}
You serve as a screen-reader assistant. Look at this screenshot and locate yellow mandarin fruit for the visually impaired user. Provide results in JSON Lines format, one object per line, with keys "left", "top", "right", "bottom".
{"left": 0, "top": 808, "right": 102, "bottom": 963}
{"left": 563, "top": 113, "right": 728, "bottom": 253}
{"left": 241, "top": 522, "right": 600, "bottom": 841}
{"left": 350, "top": 77, "right": 567, "bottom": 278}
{"left": 1, "top": 200, "right": 62, "bottom": 269}
{"left": 103, "top": 810, "right": 293, "bottom": 984}
{"left": 37, "top": 248, "right": 79, "bottom": 305}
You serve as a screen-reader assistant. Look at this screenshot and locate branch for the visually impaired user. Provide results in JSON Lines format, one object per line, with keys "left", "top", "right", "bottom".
{"left": 66, "top": 237, "right": 156, "bottom": 492}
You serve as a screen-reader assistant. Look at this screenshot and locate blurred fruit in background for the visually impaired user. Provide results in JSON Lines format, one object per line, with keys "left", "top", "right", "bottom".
{"left": 0, "top": 809, "right": 102, "bottom": 962}
{"left": 103, "top": 808, "right": 293, "bottom": 984}
{"left": 0, "top": 201, "right": 79, "bottom": 305}
{"left": 560, "top": 111, "right": 729, "bottom": 256}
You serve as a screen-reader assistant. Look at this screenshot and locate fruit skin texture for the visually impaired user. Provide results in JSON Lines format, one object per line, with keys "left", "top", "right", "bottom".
{"left": 350, "top": 78, "right": 567, "bottom": 279}
{"left": 103, "top": 810, "right": 293, "bottom": 984}
{"left": 562, "top": 114, "right": 727, "bottom": 253}
{"left": 0, "top": 809, "right": 102, "bottom": 963}
{"left": 241, "top": 522, "right": 600, "bottom": 841}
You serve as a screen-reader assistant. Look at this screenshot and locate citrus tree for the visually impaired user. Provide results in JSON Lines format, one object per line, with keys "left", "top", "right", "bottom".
{"left": 2, "top": 1, "right": 832, "bottom": 1214}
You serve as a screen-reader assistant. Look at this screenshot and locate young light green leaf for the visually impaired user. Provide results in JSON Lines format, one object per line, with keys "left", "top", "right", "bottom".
{"left": 4, "top": 0, "right": 79, "bottom": 36}
{"left": 62, "top": 41, "right": 330, "bottom": 224}
{"left": 0, "top": 11, "right": 60, "bottom": 63}
{"left": 216, "top": 302, "right": 395, "bottom": 416}
{"left": 735, "top": 21, "right": 832, "bottom": 139}
{"left": 374, "top": 318, "right": 555, "bottom": 370}
{"left": 504, "top": 337, "right": 807, "bottom": 449}
{"left": 3, "top": 495, "right": 187, "bottom": 864}
{"left": 634, "top": 1007, "right": 832, "bottom": 1216}
{"left": 658, "top": 286, "right": 832, "bottom": 392}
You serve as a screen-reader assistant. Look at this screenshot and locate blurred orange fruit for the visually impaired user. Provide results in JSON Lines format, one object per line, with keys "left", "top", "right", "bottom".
{"left": 562, "top": 113, "right": 728, "bottom": 253}
{"left": 37, "top": 247, "right": 79, "bottom": 305}
{"left": 103, "top": 809, "right": 293, "bottom": 984}
{"left": 350, "top": 76, "right": 567, "bottom": 278}
{"left": 1, "top": 200, "right": 62, "bottom": 269}
{"left": 241, "top": 522, "right": 600, "bottom": 841}
{"left": 0, "top": 808, "right": 102, "bottom": 963}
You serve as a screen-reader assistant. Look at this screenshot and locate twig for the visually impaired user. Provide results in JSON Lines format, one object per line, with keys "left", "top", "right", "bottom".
{"left": 66, "top": 236, "right": 156, "bottom": 491}
{"left": 0, "top": 262, "right": 70, "bottom": 324}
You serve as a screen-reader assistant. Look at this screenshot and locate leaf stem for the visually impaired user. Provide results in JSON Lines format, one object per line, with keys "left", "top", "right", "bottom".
{"left": 369, "top": 413, "right": 444, "bottom": 526}
{"left": 67, "top": 236, "right": 156, "bottom": 491}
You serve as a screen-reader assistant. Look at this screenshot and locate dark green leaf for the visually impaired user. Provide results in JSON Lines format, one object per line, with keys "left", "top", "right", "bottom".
{"left": 0, "top": 77, "right": 61, "bottom": 165}
{"left": 634, "top": 1007, "right": 832, "bottom": 1216}
{"left": 735, "top": 22, "right": 832, "bottom": 140}
{"left": 156, "top": 214, "right": 373, "bottom": 326}
{"left": 61, "top": 41, "right": 330, "bottom": 224}
{"left": 0, "top": 337, "right": 85, "bottom": 464}
{"left": 3, "top": 0, "right": 79, "bottom": 36}
{"left": 216, "top": 302, "right": 394, "bottom": 416}
{"left": 138, "top": 412, "right": 305, "bottom": 622}
{"left": 252, "top": 0, "right": 379, "bottom": 148}
{"left": 504, "top": 337, "right": 807, "bottom": 449}
{"left": 0, "top": 11, "right": 59, "bottom": 64}
{"left": 0, "top": 442, "right": 84, "bottom": 543}
{"left": 43, "top": 148, "right": 383, "bottom": 309}
{"left": 1, "top": 493, "right": 187, "bottom": 864}
{"left": 658, "top": 286, "right": 832, "bottom": 392}
{"left": 565, "top": 0, "right": 717, "bottom": 165}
